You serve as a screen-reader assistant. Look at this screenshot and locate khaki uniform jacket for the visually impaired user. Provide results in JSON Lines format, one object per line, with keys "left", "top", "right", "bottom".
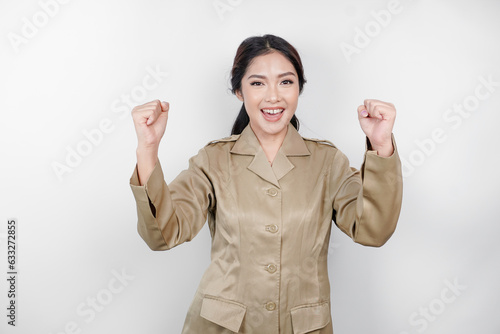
{"left": 129, "top": 123, "right": 403, "bottom": 334}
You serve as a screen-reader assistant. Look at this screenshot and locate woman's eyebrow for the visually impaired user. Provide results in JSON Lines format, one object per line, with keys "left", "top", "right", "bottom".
{"left": 247, "top": 72, "right": 297, "bottom": 80}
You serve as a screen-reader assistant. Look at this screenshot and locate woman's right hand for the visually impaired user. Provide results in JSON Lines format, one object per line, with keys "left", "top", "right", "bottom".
{"left": 132, "top": 99, "right": 170, "bottom": 150}
{"left": 132, "top": 99, "right": 169, "bottom": 185}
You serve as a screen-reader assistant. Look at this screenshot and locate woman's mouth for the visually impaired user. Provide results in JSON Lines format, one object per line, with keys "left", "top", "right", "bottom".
{"left": 261, "top": 108, "right": 284, "bottom": 122}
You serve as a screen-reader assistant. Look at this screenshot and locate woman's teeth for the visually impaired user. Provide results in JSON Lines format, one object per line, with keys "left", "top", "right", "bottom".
{"left": 262, "top": 109, "right": 284, "bottom": 114}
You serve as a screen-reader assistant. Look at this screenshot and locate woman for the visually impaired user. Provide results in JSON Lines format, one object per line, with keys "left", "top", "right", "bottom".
{"left": 129, "top": 34, "right": 402, "bottom": 334}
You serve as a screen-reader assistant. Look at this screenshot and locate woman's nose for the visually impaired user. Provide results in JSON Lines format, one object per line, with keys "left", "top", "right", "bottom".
{"left": 265, "top": 86, "right": 281, "bottom": 103}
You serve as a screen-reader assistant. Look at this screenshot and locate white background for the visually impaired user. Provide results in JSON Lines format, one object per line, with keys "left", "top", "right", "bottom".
{"left": 1, "top": 0, "right": 499, "bottom": 333}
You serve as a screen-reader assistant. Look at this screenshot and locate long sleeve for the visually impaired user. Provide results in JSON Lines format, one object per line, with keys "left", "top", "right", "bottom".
{"left": 331, "top": 133, "right": 403, "bottom": 247}
{"left": 129, "top": 147, "right": 215, "bottom": 251}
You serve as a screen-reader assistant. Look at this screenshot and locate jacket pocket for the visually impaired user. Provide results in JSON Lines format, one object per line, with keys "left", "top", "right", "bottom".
{"left": 290, "top": 300, "right": 331, "bottom": 334}
{"left": 200, "top": 295, "right": 247, "bottom": 333}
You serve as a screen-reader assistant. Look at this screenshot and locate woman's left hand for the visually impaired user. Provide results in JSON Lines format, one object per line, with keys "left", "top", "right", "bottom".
{"left": 357, "top": 99, "right": 396, "bottom": 157}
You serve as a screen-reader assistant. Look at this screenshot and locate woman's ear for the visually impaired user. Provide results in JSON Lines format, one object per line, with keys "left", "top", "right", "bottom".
{"left": 235, "top": 89, "right": 244, "bottom": 102}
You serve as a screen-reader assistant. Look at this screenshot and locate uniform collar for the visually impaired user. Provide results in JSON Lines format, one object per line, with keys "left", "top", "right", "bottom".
{"left": 230, "top": 123, "right": 310, "bottom": 156}
{"left": 230, "top": 123, "right": 310, "bottom": 188}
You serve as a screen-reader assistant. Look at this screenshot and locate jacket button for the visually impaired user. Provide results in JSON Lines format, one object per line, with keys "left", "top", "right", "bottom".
{"left": 265, "top": 302, "right": 276, "bottom": 311}
{"left": 266, "top": 188, "right": 278, "bottom": 196}
{"left": 265, "top": 224, "right": 279, "bottom": 233}
{"left": 266, "top": 264, "right": 277, "bottom": 273}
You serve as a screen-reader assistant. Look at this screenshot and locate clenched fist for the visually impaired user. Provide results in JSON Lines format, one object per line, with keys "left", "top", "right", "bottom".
{"left": 357, "top": 99, "right": 396, "bottom": 157}
{"left": 132, "top": 99, "right": 169, "bottom": 185}
{"left": 132, "top": 99, "right": 170, "bottom": 150}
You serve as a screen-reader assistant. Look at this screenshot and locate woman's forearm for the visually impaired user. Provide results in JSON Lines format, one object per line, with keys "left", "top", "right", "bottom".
{"left": 136, "top": 146, "right": 159, "bottom": 186}
{"left": 371, "top": 142, "right": 394, "bottom": 157}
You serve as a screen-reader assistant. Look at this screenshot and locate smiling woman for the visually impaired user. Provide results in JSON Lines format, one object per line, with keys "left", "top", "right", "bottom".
{"left": 129, "top": 34, "right": 403, "bottom": 333}
{"left": 230, "top": 35, "right": 306, "bottom": 136}
{"left": 234, "top": 51, "right": 299, "bottom": 164}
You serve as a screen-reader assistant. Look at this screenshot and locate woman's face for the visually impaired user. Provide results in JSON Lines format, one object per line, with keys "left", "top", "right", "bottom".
{"left": 236, "top": 51, "right": 299, "bottom": 142}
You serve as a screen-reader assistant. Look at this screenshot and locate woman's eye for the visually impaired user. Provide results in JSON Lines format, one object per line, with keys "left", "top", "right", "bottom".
{"left": 282, "top": 79, "right": 294, "bottom": 85}
{"left": 250, "top": 81, "right": 263, "bottom": 86}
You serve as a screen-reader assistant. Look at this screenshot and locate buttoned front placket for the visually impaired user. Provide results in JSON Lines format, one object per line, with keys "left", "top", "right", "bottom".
{"left": 237, "top": 150, "right": 286, "bottom": 333}
{"left": 229, "top": 124, "right": 311, "bottom": 333}
{"left": 263, "top": 184, "right": 281, "bottom": 329}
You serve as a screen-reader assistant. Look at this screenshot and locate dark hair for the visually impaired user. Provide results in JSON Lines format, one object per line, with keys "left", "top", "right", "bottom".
{"left": 230, "top": 34, "right": 307, "bottom": 135}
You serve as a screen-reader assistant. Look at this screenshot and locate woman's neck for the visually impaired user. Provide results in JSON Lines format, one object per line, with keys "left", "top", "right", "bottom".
{"left": 251, "top": 125, "right": 288, "bottom": 165}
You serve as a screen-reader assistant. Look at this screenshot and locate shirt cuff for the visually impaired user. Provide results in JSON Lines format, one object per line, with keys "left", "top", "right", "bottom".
{"left": 129, "top": 160, "right": 165, "bottom": 205}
